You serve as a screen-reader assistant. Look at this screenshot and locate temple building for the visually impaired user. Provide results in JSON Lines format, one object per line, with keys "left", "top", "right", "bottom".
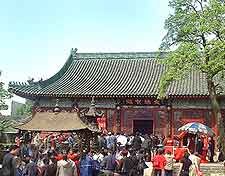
{"left": 8, "top": 48, "right": 225, "bottom": 136}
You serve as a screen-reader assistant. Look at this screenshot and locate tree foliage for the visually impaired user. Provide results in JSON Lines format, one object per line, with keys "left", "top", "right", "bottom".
{"left": 0, "top": 118, "right": 12, "bottom": 132}
{"left": 16, "top": 100, "right": 33, "bottom": 117}
{"left": 159, "top": 0, "right": 225, "bottom": 154}
{"left": 0, "top": 71, "right": 12, "bottom": 110}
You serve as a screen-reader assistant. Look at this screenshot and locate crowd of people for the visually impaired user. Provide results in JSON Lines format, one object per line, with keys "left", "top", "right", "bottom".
{"left": 0, "top": 131, "right": 223, "bottom": 176}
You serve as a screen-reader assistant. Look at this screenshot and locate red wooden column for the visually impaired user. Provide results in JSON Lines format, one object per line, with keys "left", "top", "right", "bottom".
{"left": 168, "top": 108, "right": 173, "bottom": 137}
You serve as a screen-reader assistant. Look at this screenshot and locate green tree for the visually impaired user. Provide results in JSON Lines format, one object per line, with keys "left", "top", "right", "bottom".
{"left": 0, "top": 118, "right": 12, "bottom": 132}
{"left": 159, "top": 0, "right": 225, "bottom": 155}
{"left": 0, "top": 71, "right": 12, "bottom": 110}
{"left": 0, "top": 71, "right": 13, "bottom": 133}
{"left": 16, "top": 100, "right": 33, "bottom": 117}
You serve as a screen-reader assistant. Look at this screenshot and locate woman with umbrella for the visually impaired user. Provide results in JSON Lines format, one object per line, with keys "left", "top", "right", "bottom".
{"left": 178, "top": 122, "right": 215, "bottom": 162}
{"left": 178, "top": 122, "right": 215, "bottom": 137}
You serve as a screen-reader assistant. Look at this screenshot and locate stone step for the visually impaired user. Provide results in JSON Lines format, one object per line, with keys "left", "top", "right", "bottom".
{"left": 144, "top": 162, "right": 225, "bottom": 176}
{"left": 173, "top": 163, "right": 224, "bottom": 176}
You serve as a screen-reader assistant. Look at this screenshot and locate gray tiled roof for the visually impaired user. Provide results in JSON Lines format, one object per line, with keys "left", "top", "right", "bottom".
{"left": 8, "top": 51, "right": 213, "bottom": 98}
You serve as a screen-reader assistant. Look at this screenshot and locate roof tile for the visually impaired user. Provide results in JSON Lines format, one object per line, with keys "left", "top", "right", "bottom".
{"left": 8, "top": 52, "right": 222, "bottom": 98}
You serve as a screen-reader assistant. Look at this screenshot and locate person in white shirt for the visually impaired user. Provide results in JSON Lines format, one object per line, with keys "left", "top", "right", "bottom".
{"left": 189, "top": 152, "right": 201, "bottom": 176}
{"left": 56, "top": 154, "right": 77, "bottom": 176}
{"left": 164, "top": 151, "right": 175, "bottom": 176}
{"left": 116, "top": 133, "right": 127, "bottom": 147}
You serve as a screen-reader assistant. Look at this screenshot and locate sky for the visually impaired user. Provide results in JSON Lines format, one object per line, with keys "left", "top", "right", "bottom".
{"left": 0, "top": 0, "right": 170, "bottom": 115}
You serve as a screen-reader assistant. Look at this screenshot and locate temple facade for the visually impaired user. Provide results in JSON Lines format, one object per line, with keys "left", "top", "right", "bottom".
{"left": 9, "top": 48, "right": 225, "bottom": 136}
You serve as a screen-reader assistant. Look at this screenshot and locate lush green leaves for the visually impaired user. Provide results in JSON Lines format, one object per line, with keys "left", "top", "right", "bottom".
{"left": 159, "top": 0, "right": 225, "bottom": 97}
{"left": 0, "top": 118, "right": 12, "bottom": 132}
{"left": 159, "top": 0, "right": 225, "bottom": 155}
{"left": 0, "top": 72, "right": 12, "bottom": 110}
{"left": 16, "top": 101, "right": 32, "bottom": 116}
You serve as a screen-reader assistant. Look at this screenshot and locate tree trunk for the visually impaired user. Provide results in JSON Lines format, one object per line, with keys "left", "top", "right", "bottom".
{"left": 207, "top": 78, "right": 225, "bottom": 156}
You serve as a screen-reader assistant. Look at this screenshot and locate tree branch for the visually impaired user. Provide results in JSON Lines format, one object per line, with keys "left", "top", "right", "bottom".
{"left": 196, "top": 0, "right": 204, "bottom": 11}
{"left": 201, "top": 33, "right": 207, "bottom": 48}
{"left": 215, "top": 31, "right": 223, "bottom": 41}
{"left": 188, "top": 3, "right": 199, "bottom": 14}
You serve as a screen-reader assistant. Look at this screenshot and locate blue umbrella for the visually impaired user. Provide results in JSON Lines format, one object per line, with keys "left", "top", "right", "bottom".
{"left": 178, "top": 122, "right": 215, "bottom": 136}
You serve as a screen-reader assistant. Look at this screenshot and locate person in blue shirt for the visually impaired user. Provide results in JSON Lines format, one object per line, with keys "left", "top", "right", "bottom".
{"left": 79, "top": 150, "right": 94, "bottom": 176}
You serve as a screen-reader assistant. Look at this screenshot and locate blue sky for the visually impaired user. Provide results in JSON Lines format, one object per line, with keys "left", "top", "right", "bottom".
{"left": 0, "top": 0, "right": 170, "bottom": 114}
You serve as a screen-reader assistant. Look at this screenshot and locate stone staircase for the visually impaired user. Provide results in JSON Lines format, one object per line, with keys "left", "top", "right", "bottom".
{"left": 173, "top": 163, "right": 224, "bottom": 176}
{"left": 144, "top": 162, "right": 225, "bottom": 176}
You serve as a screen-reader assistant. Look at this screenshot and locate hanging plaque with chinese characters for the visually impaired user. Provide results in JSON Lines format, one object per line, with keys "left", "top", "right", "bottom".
{"left": 120, "top": 98, "right": 167, "bottom": 106}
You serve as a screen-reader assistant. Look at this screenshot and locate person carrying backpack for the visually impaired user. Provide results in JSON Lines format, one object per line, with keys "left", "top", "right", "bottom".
{"left": 152, "top": 148, "right": 166, "bottom": 176}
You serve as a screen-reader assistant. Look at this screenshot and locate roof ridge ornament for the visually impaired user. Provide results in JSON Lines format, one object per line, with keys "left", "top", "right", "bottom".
{"left": 71, "top": 48, "right": 78, "bottom": 58}
{"left": 27, "top": 78, "right": 35, "bottom": 85}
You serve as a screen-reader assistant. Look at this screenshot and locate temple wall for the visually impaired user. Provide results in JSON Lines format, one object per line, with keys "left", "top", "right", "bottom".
{"left": 37, "top": 97, "right": 224, "bottom": 136}
{"left": 172, "top": 98, "right": 225, "bottom": 109}
{"left": 39, "top": 98, "right": 73, "bottom": 107}
{"left": 171, "top": 98, "right": 225, "bottom": 135}
{"left": 120, "top": 107, "right": 170, "bottom": 136}
{"left": 172, "top": 109, "right": 215, "bottom": 134}
{"left": 38, "top": 98, "right": 117, "bottom": 108}
{"left": 78, "top": 98, "right": 116, "bottom": 109}
{"left": 38, "top": 97, "right": 225, "bottom": 109}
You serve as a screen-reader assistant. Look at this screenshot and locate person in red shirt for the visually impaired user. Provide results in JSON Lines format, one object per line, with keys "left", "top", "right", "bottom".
{"left": 58, "top": 133, "right": 66, "bottom": 144}
{"left": 174, "top": 146, "right": 188, "bottom": 162}
{"left": 163, "top": 135, "right": 174, "bottom": 154}
{"left": 50, "top": 135, "right": 56, "bottom": 149}
{"left": 67, "top": 148, "right": 79, "bottom": 162}
{"left": 200, "top": 136, "right": 208, "bottom": 163}
{"left": 152, "top": 148, "right": 166, "bottom": 176}
{"left": 55, "top": 150, "right": 63, "bottom": 161}
{"left": 67, "top": 148, "right": 80, "bottom": 176}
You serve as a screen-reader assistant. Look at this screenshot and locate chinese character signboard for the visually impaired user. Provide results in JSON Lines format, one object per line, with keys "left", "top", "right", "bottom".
{"left": 120, "top": 98, "right": 167, "bottom": 106}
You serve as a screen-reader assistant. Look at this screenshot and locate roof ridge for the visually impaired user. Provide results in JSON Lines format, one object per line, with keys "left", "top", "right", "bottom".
{"left": 76, "top": 51, "right": 167, "bottom": 60}
{"left": 78, "top": 51, "right": 160, "bottom": 54}
{"left": 75, "top": 58, "right": 158, "bottom": 61}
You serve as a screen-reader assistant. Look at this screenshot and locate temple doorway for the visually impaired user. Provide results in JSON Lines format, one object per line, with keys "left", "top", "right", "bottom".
{"left": 133, "top": 120, "right": 153, "bottom": 134}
